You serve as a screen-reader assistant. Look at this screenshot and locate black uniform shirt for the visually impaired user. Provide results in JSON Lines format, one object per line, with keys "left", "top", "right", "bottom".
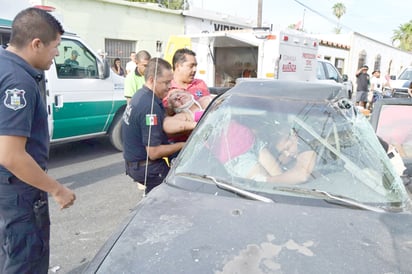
{"left": 122, "top": 85, "right": 168, "bottom": 162}
{"left": 0, "top": 47, "right": 49, "bottom": 176}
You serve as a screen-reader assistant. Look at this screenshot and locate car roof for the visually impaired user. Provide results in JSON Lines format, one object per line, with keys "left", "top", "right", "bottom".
{"left": 228, "top": 79, "right": 345, "bottom": 101}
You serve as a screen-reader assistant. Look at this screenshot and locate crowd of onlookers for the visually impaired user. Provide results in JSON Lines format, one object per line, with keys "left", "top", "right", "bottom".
{"left": 355, "top": 64, "right": 412, "bottom": 112}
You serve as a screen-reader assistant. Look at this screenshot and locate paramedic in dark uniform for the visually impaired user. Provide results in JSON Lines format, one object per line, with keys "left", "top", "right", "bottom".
{"left": 0, "top": 8, "right": 76, "bottom": 273}
{"left": 122, "top": 58, "right": 185, "bottom": 193}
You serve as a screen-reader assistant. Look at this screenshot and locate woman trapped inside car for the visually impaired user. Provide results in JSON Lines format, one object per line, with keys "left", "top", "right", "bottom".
{"left": 210, "top": 119, "right": 316, "bottom": 184}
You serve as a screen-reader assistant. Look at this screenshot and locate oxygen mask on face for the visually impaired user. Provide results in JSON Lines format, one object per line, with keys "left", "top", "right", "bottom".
{"left": 174, "top": 94, "right": 195, "bottom": 113}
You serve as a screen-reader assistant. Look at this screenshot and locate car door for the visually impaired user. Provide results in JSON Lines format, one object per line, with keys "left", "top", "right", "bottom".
{"left": 370, "top": 98, "right": 412, "bottom": 180}
{"left": 46, "top": 37, "right": 115, "bottom": 140}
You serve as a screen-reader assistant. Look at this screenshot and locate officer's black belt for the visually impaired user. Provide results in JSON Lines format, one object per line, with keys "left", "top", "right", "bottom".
{"left": 127, "top": 159, "right": 161, "bottom": 167}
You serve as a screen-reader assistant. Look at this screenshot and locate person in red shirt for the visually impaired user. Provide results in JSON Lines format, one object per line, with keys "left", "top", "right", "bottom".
{"left": 163, "top": 48, "right": 210, "bottom": 108}
{"left": 163, "top": 89, "right": 212, "bottom": 141}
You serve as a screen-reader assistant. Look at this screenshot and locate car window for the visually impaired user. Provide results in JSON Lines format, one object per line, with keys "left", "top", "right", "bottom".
{"left": 173, "top": 92, "right": 408, "bottom": 206}
{"left": 55, "top": 38, "right": 98, "bottom": 79}
{"left": 398, "top": 68, "right": 412, "bottom": 81}
{"left": 316, "top": 61, "right": 326, "bottom": 80}
{"left": 324, "top": 62, "right": 340, "bottom": 82}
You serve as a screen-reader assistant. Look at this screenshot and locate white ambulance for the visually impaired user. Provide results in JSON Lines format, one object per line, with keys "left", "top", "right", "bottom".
{"left": 164, "top": 28, "right": 319, "bottom": 88}
{"left": 1, "top": 22, "right": 126, "bottom": 151}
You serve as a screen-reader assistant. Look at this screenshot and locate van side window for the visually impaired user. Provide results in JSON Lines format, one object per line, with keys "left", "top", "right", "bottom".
{"left": 55, "top": 39, "right": 98, "bottom": 79}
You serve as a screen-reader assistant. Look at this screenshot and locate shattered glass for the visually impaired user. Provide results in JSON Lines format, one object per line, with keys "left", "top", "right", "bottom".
{"left": 172, "top": 89, "right": 409, "bottom": 208}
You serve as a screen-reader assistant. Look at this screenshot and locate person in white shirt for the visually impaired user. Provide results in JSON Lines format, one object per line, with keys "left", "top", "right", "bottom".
{"left": 369, "top": 70, "right": 386, "bottom": 110}
{"left": 125, "top": 51, "right": 137, "bottom": 75}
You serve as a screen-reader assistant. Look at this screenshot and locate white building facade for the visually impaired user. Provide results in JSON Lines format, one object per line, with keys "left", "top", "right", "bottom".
{"left": 316, "top": 32, "right": 412, "bottom": 84}
{"left": 9, "top": 0, "right": 411, "bottom": 82}
{"left": 27, "top": 0, "right": 184, "bottom": 66}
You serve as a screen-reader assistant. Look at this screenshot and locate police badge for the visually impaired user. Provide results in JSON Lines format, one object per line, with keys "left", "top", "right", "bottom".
{"left": 4, "top": 89, "right": 27, "bottom": 110}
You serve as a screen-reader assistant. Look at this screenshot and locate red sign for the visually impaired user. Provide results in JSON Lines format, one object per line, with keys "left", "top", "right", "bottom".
{"left": 282, "top": 63, "right": 297, "bottom": 72}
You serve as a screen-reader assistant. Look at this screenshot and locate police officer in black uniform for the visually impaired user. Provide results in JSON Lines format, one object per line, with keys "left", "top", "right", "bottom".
{"left": 0, "top": 8, "right": 76, "bottom": 273}
{"left": 122, "top": 58, "right": 185, "bottom": 193}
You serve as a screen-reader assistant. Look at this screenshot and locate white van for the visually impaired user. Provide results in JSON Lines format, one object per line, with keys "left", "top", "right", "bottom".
{"left": 1, "top": 24, "right": 126, "bottom": 151}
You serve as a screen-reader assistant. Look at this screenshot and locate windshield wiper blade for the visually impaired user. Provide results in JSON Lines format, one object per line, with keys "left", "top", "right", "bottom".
{"left": 313, "top": 189, "right": 385, "bottom": 213}
{"left": 272, "top": 186, "right": 384, "bottom": 212}
{"left": 175, "top": 172, "right": 274, "bottom": 203}
{"left": 204, "top": 175, "right": 274, "bottom": 203}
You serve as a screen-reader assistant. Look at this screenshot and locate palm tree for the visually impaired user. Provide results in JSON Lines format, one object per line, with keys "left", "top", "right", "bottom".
{"left": 392, "top": 20, "right": 412, "bottom": 52}
{"left": 332, "top": 2, "right": 346, "bottom": 34}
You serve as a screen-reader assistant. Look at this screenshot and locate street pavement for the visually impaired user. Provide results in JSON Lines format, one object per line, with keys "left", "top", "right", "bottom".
{"left": 46, "top": 138, "right": 143, "bottom": 273}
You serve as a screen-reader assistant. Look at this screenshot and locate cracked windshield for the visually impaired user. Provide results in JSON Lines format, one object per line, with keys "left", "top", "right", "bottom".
{"left": 174, "top": 93, "right": 408, "bottom": 205}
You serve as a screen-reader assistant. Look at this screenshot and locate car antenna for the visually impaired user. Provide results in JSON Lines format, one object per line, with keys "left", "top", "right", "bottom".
{"left": 141, "top": 58, "right": 160, "bottom": 198}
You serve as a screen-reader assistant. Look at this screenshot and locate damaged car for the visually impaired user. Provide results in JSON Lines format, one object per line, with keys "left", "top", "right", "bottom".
{"left": 84, "top": 80, "right": 412, "bottom": 274}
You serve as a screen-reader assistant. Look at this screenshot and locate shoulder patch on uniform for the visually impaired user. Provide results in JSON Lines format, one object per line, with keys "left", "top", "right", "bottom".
{"left": 3, "top": 89, "right": 27, "bottom": 111}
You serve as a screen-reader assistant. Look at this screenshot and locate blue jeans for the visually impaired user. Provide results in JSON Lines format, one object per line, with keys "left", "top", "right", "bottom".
{"left": 372, "top": 91, "right": 383, "bottom": 102}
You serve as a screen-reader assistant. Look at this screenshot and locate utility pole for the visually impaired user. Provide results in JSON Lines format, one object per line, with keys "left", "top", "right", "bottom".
{"left": 301, "top": 8, "right": 306, "bottom": 31}
{"left": 257, "top": 0, "right": 262, "bottom": 27}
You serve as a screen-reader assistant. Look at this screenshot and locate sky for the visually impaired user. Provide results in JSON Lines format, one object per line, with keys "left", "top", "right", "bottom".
{"left": 1, "top": 0, "right": 410, "bottom": 46}
{"left": 190, "top": 0, "right": 411, "bottom": 46}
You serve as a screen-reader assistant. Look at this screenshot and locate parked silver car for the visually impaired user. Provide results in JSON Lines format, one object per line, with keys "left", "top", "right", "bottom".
{"left": 317, "top": 59, "right": 353, "bottom": 99}
{"left": 84, "top": 80, "right": 412, "bottom": 274}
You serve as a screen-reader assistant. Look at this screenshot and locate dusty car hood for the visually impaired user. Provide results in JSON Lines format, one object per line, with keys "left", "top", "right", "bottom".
{"left": 86, "top": 183, "right": 412, "bottom": 273}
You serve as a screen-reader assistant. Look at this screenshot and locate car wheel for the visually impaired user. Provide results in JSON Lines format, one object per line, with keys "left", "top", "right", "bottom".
{"left": 109, "top": 113, "right": 123, "bottom": 151}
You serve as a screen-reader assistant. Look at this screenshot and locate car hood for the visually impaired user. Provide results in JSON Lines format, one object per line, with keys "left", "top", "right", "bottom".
{"left": 86, "top": 183, "right": 412, "bottom": 274}
{"left": 390, "top": 79, "right": 410, "bottom": 89}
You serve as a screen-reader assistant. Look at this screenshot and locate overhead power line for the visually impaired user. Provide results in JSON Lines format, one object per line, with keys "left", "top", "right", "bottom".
{"left": 292, "top": 0, "right": 353, "bottom": 32}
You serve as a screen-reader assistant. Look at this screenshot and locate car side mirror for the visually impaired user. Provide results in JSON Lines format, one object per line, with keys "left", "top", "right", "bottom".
{"left": 390, "top": 75, "right": 396, "bottom": 80}
{"left": 342, "top": 74, "right": 348, "bottom": 82}
{"left": 329, "top": 76, "right": 338, "bottom": 83}
{"left": 98, "top": 59, "right": 110, "bottom": 79}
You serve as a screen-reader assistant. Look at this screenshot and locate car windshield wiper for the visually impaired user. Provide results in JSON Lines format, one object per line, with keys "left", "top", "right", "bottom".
{"left": 204, "top": 175, "right": 274, "bottom": 203}
{"left": 272, "top": 186, "right": 385, "bottom": 213}
{"left": 174, "top": 172, "right": 274, "bottom": 203}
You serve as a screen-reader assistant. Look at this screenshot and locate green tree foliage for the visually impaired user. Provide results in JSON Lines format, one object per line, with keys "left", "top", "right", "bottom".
{"left": 332, "top": 2, "right": 346, "bottom": 34}
{"left": 125, "top": 0, "right": 186, "bottom": 10}
{"left": 392, "top": 20, "right": 412, "bottom": 52}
